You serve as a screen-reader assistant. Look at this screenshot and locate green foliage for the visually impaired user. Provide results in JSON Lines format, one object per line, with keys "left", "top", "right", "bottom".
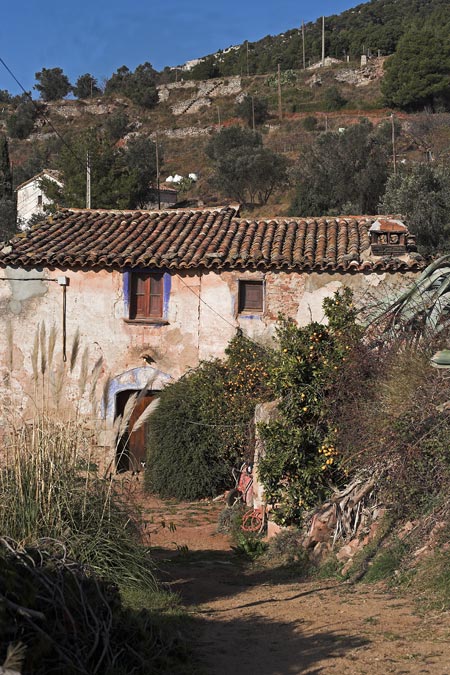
{"left": 188, "top": 56, "right": 221, "bottom": 81}
{"left": 380, "top": 163, "right": 450, "bottom": 253}
{"left": 0, "top": 197, "right": 16, "bottom": 241}
{"left": 6, "top": 97, "right": 39, "bottom": 139}
{"left": 0, "top": 89, "right": 12, "bottom": 103}
{"left": 207, "top": 126, "right": 287, "bottom": 205}
{"left": 415, "top": 547, "right": 450, "bottom": 610}
{"left": 382, "top": 12, "right": 450, "bottom": 111}
{"left": 362, "top": 539, "right": 409, "bottom": 583}
{"left": 146, "top": 335, "right": 273, "bottom": 500}
{"left": 177, "top": 0, "right": 450, "bottom": 80}
{"left": 104, "top": 109, "right": 130, "bottom": 141}
{"left": 290, "top": 120, "right": 392, "bottom": 216}
{"left": 34, "top": 67, "right": 72, "bottom": 101}
{"left": 323, "top": 86, "right": 347, "bottom": 111}
{"left": 125, "top": 135, "right": 160, "bottom": 207}
{"left": 105, "top": 62, "right": 158, "bottom": 108}
{"left": 302, "top": 115, "right": 318, "bottom": 132}
{"left": 235, "top": 95, "right": 269, "bottom": 127}
{"left": 72, "top": 72, "right": 101, "bottom": 99}
{"left": 263, "top": 529, "right": 311, "bottom": 569}
{"left": 232, "top": 531, "right": 268, "bottom": 560}
{"left": 206, "top": 125, "right": 262, "bottom": 160}
{"left": 0, "top": 134, "right": 12, "bottom": 199}
{"left": 258, "top": 289, "right": 361, "bottom": 526}
{"left": 43, "top": 130, "right": 158, "bottom": 209}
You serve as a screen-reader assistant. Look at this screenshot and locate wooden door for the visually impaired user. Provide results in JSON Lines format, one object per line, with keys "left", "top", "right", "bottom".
{"left": 116, "top": 391, "right": 156, "bottom": 472}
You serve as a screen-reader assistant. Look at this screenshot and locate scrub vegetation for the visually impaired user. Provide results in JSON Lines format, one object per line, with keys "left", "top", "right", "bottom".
{"left": 0, "top": 325, "right": 194, "bottom": 674}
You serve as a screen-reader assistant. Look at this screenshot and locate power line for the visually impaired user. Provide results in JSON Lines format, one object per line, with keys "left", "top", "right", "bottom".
{"left": 0, "top": 56, "right": 86, "bottom": 171}
{"left": 174, "top": 273, "right": 269, "bottom": 351}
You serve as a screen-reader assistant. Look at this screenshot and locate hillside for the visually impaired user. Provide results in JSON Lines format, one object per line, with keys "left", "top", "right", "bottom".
{"left": 1, "top": 0, "right": 450, "bottom": 231}
{"left": 184, "top": 0, "right": 450, "bottom": 79}
{"left": 0, "top": 58, "right": 387, "bottom": 211}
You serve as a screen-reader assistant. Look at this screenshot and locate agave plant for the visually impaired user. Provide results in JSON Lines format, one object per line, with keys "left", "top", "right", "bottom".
{"left": 374, "top": 254, "right": 450, "bottom": 337}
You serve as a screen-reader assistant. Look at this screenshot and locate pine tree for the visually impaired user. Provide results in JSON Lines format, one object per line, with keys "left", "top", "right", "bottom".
{"left": 0, "top": 134, "right": 12, "bottom": 199}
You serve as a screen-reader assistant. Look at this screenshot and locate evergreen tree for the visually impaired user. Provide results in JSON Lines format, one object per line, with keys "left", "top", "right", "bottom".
{"left": 235, "top": 95, "right": 269, "bottom": 127}
{"left": 73, "top": 73, "right": 101, "bottom": 99}
{"left": 0, "top": 134, "right": 12, "bottom": 199}
{"left": 290, "top": 120, "right": 392, "bottom": 216}
{"left": 0, "top": 134, "right": 16, "bottom": 241}
{"left": 207, "top": 126, "right": 287, "bottom": 205}
{"left": 382, "top": 14, "right": 450, "bottom": 111}
{"left": 35, "top": 67, "right": 72, "bottom": 101}
{"left": 380, "top": 163, "right": 450, "bottom": 253}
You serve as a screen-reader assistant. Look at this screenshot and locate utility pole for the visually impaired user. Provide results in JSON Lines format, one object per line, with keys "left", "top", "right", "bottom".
{"left": 251, "top": 96, "right": 255, "bottom": 131}
{"left": 86, "top": 151, "right": 91, "bottom": 209}
{"left": 246, "top": 41, "right": 250, "bottom": 77}
{"left": 391, "top": 113, "right": 397, "bottom": 175}
{"left": 322, "top": 16, "right": 325, "bottom": 66}
{"left": 277, "top": 63, "right": 282, "bottom": 121}
{"left": 217, "top": 106, "right": 221, "bottom": 128}
{"left": 155, "top": 136, "right": 161, "bottom": 209}
{"left": 302, "top": 20, "right": 306, "bottom": 70}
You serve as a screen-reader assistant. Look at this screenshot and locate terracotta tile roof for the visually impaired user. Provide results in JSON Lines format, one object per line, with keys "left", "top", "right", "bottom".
{"left": 0, "top": 206, "right": 424, "bottom": 273}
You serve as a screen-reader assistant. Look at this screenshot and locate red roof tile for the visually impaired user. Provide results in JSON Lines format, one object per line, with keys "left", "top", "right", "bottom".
{"left": 0, "top": 206, "right": 424, "bottom": 273}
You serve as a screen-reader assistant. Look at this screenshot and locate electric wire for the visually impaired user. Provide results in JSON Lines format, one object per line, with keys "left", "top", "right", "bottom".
{"left": 0, "top": 57, "right": 267, "bottom": 347}
{"left": 0, "top": 56, "right": 86, "bottom": 170}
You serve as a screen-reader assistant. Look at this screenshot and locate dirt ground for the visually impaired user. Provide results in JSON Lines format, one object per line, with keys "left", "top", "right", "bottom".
{"left": 132, "top": 480, "right": 450, "bottom": 675}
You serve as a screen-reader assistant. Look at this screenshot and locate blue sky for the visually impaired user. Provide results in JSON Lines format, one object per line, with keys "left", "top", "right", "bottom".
{"left": 1, "top": 0, "right": 359, "bottom": 95}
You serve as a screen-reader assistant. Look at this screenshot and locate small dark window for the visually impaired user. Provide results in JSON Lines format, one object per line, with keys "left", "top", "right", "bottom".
{"left": 130, "top": 272, "right": 164, "bottom": 320}
{"left": 238, "top": 280, "right": 263, "bottom": 313}
{"left": 37, "top": 194, "right": 43, "bottom": 207}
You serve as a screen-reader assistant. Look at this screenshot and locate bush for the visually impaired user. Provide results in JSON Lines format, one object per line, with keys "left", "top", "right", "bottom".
{"left": 146, "top": 336, "right": 273, "bottom": 500}
{"left": 302, "top": 116, "right": 318, "bottom": 132}
{"left": 323, "top": 86, "right": 347, "bottom": 111}
{"left": 6, "top": 98, "right": 39, "bottom": 139}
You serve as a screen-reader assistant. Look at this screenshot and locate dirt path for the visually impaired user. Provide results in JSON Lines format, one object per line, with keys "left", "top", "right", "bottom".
{"left": 133, "top": 483, "right": 450, "bottom": 675}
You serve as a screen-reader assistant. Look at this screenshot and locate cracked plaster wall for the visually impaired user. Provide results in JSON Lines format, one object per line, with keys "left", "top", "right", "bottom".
{"left": 0, "top": 266, "right": 419, "bottom": 434}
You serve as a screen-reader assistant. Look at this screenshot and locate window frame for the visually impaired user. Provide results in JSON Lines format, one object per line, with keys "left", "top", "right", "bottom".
{"left": 127, "top": 270, "right": 167, "bottom": 323}
{"left": 237, "top": 279, "right": 264, "bottom": 315}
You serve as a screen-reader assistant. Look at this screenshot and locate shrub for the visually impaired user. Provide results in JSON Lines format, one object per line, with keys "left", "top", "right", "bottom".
{"left": 302, "top": 115, "right": 318, "bottom": 131}
{"left": 146, "top": 335, "right": 273, "bottom": 500}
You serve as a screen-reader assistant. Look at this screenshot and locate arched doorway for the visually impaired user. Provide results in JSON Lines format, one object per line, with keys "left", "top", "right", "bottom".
{"left": 115, "top": 389, "right": 158, "bottom": 472}
{"left": 105, "top": 366, "right": 172, "bottom": 472}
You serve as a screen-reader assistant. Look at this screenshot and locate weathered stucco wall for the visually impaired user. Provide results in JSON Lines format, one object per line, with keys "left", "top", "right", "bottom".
{"left": 0, "top": 264, "right": 418, "bottom": 441}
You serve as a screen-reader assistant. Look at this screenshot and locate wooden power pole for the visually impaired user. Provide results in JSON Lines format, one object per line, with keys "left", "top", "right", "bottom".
{"left": 302, "top": 20, "right": 306, "bottom": 70}
{"left": 277, "top": 63, "right": 282, "bottom": 121}
{"left": 391, "top": 113, "right": 397, "bottom": 175}
{"left": 322, "top": 16, "right": 325, "bottom": 66}
{"left": 155, "top": 136, "right": 161, "bottom": 209}
{"left": 86, "top": 151, "right": 91, "bottom": 209}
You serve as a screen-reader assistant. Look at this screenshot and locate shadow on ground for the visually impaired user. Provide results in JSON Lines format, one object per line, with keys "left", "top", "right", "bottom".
{"left": 153, "top": 547, "right": 370, "bottom": 675}
{"left": 186, "top": 599, "right": 369, "bottom": 675}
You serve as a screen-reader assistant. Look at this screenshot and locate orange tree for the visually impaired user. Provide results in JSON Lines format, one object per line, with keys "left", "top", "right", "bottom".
{"left": 258, "top": 289, "right": 362, "bottom": 526}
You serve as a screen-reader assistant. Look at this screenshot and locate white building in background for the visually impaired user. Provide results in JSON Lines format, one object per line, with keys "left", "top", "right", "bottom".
{"left": 16, "top": 170, "right": 63, "bottom": 229}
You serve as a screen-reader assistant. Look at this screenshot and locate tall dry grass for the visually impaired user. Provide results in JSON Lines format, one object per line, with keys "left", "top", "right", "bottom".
{"left": 0, "top": 323, "right": 156, "bottom": 588}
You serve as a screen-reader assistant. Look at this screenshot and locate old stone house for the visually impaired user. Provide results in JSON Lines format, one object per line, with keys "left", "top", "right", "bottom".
{"left": 0, "top": 205, "right": 423, "bottom": 470}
